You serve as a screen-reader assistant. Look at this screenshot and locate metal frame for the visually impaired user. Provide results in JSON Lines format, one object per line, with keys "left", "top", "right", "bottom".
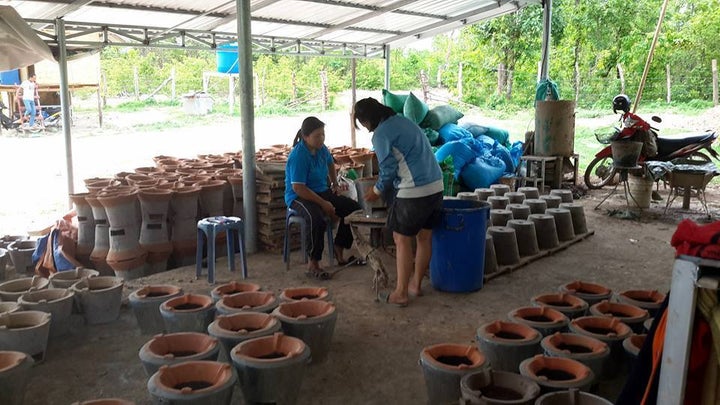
{"left": 658, "top": 256, "right": 720, "bottom": 404}
{"left": 27, "top": 19, "right": 386, "bottom": 58}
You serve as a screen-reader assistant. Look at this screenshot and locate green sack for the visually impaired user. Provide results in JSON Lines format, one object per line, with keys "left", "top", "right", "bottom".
{"left": 382, "top": 89, "right": 409, "bottom": 114}
{"left": 420, "top": 105, "right": 464, "bottom": 130}
{"left": 403, "top": 92, "right": 429, "bottom": 125}
{"left": 423, "top": 127, "right": 440, "bottom": 145}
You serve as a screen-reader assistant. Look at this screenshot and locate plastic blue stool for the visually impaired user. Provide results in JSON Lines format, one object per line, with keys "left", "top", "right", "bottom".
{"left": 282, "top": 208, "right": 334, "bottom": 270}
{"left": 195, "top": 216, "right": 247, "bottom": 283}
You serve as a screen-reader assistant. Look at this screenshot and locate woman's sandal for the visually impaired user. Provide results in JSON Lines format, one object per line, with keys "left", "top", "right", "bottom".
{"left": 305, "top": 269, "right": 332, "bottom": 280}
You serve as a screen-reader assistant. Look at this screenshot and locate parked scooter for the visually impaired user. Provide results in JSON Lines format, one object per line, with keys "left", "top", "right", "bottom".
{"left": 584, "top": 94, "right": 718, "bottom": 189}
{"left": 0, "top": 100, "right": 18, "bottom": 131}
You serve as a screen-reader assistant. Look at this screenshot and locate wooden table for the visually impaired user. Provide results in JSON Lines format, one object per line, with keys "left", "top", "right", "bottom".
{"left": 345, "top": 210, "right": 391, "bottom": 297}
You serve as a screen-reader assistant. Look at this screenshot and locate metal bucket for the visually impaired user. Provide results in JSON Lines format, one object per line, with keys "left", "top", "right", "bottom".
{"left": 610, "top": 141, "right": 643, "bottom": 169}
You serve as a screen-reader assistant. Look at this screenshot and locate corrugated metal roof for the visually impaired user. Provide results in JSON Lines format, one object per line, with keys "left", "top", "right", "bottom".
{"left": 4, "top": 0, "right": 539, "bottom": 53}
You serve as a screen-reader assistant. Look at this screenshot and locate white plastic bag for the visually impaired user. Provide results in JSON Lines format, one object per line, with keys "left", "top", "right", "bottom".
{"left": 338, "top": 176, "right": 357, "bottom": 201}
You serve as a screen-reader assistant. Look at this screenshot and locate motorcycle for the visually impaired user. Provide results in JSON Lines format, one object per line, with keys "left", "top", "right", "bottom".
{"left": 584, "top": 94, "right": 719, "bottom": 189}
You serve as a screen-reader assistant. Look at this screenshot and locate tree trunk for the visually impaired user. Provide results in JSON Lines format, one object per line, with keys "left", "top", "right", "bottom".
{"left": 574, "top": 43, "right": 580, "bottom": 101}
{"left": 617, "top": 64, "right": 625, "bottom": 94}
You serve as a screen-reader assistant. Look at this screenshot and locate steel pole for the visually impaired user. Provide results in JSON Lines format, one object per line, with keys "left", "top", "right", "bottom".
{"left": 384, "top": 45, "right": 391, "bottom": 90}
{"left": 56, "top": 18, "right": 75, "bottom": 208}
{"left": 236, "top": 0, "right": 258, "bottom": 253}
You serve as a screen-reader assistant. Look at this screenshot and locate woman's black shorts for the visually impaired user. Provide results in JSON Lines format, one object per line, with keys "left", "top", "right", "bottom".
{"left": 387, "top": 192, "right": 443, "bottom": 236}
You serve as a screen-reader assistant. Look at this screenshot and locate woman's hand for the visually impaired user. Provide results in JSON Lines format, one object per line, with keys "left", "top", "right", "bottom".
{"left": 364, "top": 186, "right": 380, "bottom": 202}
{"left": 321, "top": 199, "right": 336, "bottom": 217}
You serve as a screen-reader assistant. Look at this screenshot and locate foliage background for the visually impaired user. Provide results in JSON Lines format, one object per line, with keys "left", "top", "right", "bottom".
{"left": 99, "top": 0, "right": 719, "bottom": 111}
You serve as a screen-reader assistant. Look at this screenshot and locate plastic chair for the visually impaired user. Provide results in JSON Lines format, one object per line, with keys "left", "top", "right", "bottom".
{"left": 282, "top": 208, "right": 334, "bottom": 270}
{"left": 195, "top": 216, "right": 247, "bottom": 283}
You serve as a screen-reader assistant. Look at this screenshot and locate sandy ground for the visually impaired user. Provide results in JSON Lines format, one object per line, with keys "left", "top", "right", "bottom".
{"left": 14, "top": 190, "right": 716, "bottom": 405}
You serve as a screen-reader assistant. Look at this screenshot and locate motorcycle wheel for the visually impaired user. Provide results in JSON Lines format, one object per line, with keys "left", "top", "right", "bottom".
{"left": 584, "top": 156, "right": 617, "bottom": 189}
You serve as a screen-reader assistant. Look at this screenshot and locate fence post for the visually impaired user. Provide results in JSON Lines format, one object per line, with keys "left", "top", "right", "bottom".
{"left": 171, "top": 67, "right": 176, "bottom": 101}
{"left": 420, "top": 69, "right": 430, "bottom": 103}
{"left": 497, "top": 63, "right": 505, "bottom": 95}
{"left": 713, "top": 59, "right": 718, "bottom": 107}
{"left": 457, "top": 63, "right": 463, "bottom": 100}
{"left": 228, "top": 75, "right": 234, "bottom": 114}
{"left": 666, "top": 64, "right": 671, "bottom": 103}
{"left": 133, "top": 66, "right": 139, "bottom": 100}
{"left": 320, "top": 70, "right": 328, "bottom": 111}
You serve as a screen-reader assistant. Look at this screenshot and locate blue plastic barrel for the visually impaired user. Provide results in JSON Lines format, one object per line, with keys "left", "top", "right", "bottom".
{"left": 0, "top": 70, "right": 20, "bottom": 85}
{"left": 216, "top": 44, "right": 239, "bottom": 74}
{"left": 430, "top": 199, "right": 490, "bottom": 292}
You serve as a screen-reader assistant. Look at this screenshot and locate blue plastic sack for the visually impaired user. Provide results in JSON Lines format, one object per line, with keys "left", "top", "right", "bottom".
{"left": 435, "top": 140, "right": 475, "bottom": 180}
{"left": 490, "top": 144, "right": 515, "bottom": 174}
{"left": 438, "top": 123, "right": 472, "bottom": 144}
{"left": 460, "top": 122, "right": 511, "bottom": 147}
{"left": 460, "top": 156, "right": 506, "bottom": 190}
{"left": 509, "top": 141, "right": 524, "bottom": 169}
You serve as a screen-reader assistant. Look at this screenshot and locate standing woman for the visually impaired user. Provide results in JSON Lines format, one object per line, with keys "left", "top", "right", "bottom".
{"left": 285, "top": 116, "right": 361, "bottom": 280}
{"left": 353, "top": 98, "right": 443, "bottom": 307}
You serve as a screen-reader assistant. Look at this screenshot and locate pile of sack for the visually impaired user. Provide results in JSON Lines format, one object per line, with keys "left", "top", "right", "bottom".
{"left": 383, "top": 89, "right": 523, "bottom": 189}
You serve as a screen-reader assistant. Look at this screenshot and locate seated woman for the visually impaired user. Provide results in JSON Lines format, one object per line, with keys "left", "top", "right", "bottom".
{"left": 284, "top": 116, "right": 361, "bottom": 279}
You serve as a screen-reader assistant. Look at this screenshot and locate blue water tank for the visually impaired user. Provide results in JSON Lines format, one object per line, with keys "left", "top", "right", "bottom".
{"left": 216, "top": 44, "right": 239, "bottom": 74}
{"left": 0, "top": 70, "right": 20, "bottom": 85}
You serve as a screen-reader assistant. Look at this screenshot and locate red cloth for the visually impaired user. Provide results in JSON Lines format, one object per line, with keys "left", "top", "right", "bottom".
{"left": 671, "top": 219, "right": 720, "bottom": 260}
{"left": 685, "top": 316, "right": 712, "bottom": 405}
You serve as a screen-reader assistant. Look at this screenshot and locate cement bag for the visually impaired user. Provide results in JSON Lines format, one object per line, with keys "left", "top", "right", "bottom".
{"left": 460, "top": 156, "right": 506, "bottom": 189}
{"left": 423, "top": 127, "right": 440, "bottom": 145}
{"left": 435, "top": 140, "right": 475, "bottom": 180}
{"left": 382, "top": 89, "right": 408, "bottom": 114}
{"left": 403, "top": 92, "right": 429, "bottom": 124}
{"left": 421, "top": 105, "right": 464, "bottom": 130}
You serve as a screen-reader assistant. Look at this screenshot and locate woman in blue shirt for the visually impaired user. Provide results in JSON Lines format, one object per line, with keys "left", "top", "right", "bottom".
{"left": 353, "top": 98, "right": 443, "bottom": 307}
{"left": 285, "top": 117, "right": 361, "bottom": 279}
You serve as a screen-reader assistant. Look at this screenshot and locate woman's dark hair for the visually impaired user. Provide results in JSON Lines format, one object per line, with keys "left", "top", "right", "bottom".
{"left": 353, "top": 97, "right": 396, "bottom": 131}
{"left": 293, "top": 116, "right": 325, "bottom": 146}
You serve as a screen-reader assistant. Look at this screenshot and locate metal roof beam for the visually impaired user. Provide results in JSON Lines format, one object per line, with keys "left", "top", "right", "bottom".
{"left": 198, "top": 0, "right": 282, "bottom": 31}
{"left": 253, "top": 16, "right": 401, "bottom": 36}
{"left": 307, "top": 0, "right": 426, "bottom": 39}
{"left": 383, "top": 0, "right": 535, "bottom": 44}
{"left": 25, "top": 18, "right": 385, "bottom": 57}
{"left": 297, "top": 0, "right": 446, "bottom": 20}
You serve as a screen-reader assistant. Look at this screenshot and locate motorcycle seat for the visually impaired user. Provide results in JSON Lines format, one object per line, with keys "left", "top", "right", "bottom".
{"left": 656, "top": 131, "right": 716, "bottom": 157}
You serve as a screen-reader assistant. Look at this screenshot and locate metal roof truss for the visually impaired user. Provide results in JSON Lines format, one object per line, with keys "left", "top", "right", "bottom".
{"left": 28, "top": 18, "right": 386, "bottom": 58}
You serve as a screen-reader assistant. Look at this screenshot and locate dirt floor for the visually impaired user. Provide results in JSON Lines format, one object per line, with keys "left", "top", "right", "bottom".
{"left": 15, "top": 185, "right": 718, "bottom": 405}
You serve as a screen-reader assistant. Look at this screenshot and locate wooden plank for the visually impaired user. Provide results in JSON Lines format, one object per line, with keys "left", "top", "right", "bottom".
{"left": 484, "top": 230, "right": 595, "bottom": 282}
{"left": 257, "top": 182, "right": 285, "bottom": 193}
{"left": 256, "top": 193, "right": 285, "bottom": 204}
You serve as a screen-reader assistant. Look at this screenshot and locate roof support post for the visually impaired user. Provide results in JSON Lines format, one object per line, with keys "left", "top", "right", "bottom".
{"left": 539, "top": 0, "right": 551, "bottom": 81}
{"left": 56, "top": 18, "right": 75, "bottom": 208}
{"left": 237, "top": 0, "right": 258, "bottom": 253}
{"left": 384, "top": 44, "right": 391, "bottom": 90}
